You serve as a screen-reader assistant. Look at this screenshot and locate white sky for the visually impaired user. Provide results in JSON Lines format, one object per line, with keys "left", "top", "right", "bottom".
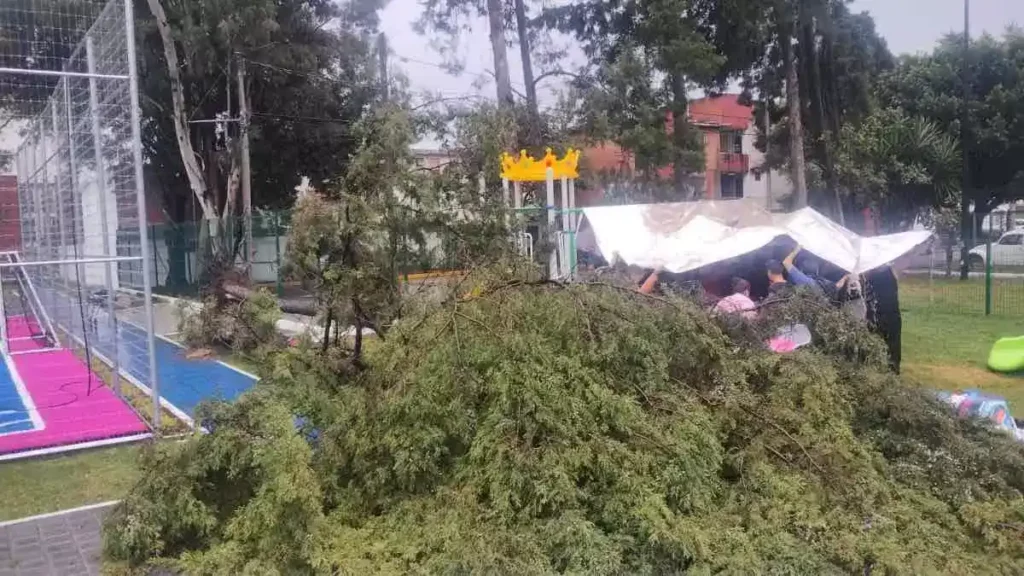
{"left": 381, "top": 0, "right": 1024, "bottom": 112}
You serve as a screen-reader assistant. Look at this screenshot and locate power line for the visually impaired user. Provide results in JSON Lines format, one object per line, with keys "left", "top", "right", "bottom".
{"left": 251, "top": 111, "right": 357, "bottom": 125}
{"left": 238, "top": 56, "right": 327, "bottom": 81}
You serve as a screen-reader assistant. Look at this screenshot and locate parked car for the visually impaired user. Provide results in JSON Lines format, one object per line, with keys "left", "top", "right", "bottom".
{"left": 965, "top": 230, "right": 1024, "bottom": 270}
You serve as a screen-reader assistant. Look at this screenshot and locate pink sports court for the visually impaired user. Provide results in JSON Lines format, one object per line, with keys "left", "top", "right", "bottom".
{"left": 0, "top": 316, "right": 148, "bottom": 457}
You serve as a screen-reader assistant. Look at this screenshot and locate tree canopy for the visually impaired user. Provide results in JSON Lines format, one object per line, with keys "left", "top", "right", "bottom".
{"left": 878, "top": 28, "right": 1024, "bottom": 213}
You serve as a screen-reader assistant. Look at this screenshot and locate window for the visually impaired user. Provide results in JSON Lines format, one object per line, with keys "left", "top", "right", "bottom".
{"left": 720, "top": 130, "right": 742, "bottom": 154}
{"left": 999, "top": 233, "right": 1023, "bottom": 246}
{"left": 720, "top": 174, "right": 744, "bottom": 199}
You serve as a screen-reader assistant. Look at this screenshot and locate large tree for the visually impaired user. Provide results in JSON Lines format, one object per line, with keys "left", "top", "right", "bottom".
{"left": 878, "top": 28, "right": 1024, "bottom": 216}
{"left": 136, "top": 0, "right": 379, "bottom": 287}
{"left": 541, "top": 0, "right": 722, "bottom": 194}
{"left": 833, "top": 107, "right": 960, "bottom": 232}
{"left": 728, "top": 0, "right": 893, "bottom": 216}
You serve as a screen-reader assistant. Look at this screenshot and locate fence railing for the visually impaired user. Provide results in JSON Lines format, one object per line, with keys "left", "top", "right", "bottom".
{"left": 139, "top": 211, "right": 480, "bottom": 298}
{"left": 903, "top": 209, "right": 1024, "bottom": 317}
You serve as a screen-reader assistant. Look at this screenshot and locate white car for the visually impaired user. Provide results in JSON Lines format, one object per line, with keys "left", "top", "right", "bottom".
{"left": 966, "top": 230, "right": 1024, "bottom": 270}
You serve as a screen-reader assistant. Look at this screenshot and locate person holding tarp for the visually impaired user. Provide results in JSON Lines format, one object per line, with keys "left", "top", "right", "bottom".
{"left": 713, "top": 277, "right": 757, "bottom": 319}
{"left": 864, "top": 264, "right": 901, "bottom": 374}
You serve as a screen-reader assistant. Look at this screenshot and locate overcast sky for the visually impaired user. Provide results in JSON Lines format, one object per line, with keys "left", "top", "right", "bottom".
{"left": 380, "top": 0, "right": 1024, "bottom": 111}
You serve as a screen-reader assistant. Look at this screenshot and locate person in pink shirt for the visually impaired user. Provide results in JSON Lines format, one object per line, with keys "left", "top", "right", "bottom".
{"left": 714, "top": 277, "right": 757, "bottom": 319}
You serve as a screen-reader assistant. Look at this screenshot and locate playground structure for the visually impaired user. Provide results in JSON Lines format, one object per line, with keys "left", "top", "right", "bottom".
{"left": 0, "top": 0, "right": 161, "bottom": 458}
{"left": 500, "top": 148, "right": 581, "bottom": 280}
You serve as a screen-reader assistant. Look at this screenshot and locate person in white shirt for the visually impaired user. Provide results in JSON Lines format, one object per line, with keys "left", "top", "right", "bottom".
{"left": 714, "top": 277, "right": 757, "bottom": 319}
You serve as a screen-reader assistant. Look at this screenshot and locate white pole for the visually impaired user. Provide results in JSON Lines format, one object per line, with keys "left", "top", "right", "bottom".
{"left": 0, "top": 260, "right": 7, "bottom": 355}
{"left": 50, "top": 97, "right": 68, "bottom": 287}
{"left": 560, "top": 175, "right": 569, "bottom": 278}
{"left": 125, "top": 0, "right": 162, "bottom": 431}
{"left": 86, "top": 37, "right": 121, "bottom": 397}
{"left": 560, "top": 176, "right": 569, "bottom": 231}
{"left": 568, "top": 178, "right": 576, "bottom": 231}
{"left": 15, "top": 149, "right": 28, "bottom": 254}
{"left": 546, "top": 168, "right": 556, "bottom": 279}
{"left": 513, "top": 181, "right": 522, "bottom": 209}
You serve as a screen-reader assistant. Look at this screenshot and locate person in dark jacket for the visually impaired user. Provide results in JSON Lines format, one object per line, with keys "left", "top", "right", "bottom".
{"left": 864, "top": 264, "right": 901, "bottom": 373}
{"left": 765, "top": 259, "right": 791, "bottom": 297}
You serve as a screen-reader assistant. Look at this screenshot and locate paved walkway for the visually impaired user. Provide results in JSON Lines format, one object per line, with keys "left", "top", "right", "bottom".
{"left": 0, "top": 503, "right": 112, "bottom": 576}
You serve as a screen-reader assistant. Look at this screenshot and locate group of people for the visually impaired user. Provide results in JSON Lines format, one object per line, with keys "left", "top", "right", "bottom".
{"left": 637, "top": 244, "right": 902, "bottom": 373}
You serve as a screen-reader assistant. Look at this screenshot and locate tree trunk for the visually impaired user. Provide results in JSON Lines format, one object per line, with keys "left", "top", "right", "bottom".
{"left": 322, "top": 309, "right": 333, "bottom": 352}
{"left": 782, "top": 29, "right": 809, "bottom": 208}
{"left": 144, "top": 0, "right": 215, "bottom": 220}
{"left": 223, "top": 282, "right": 318, "bottom": 316}
{"left": 515, "top": 0, "right": 537, "bottom": 117}
{"left": 809, "top": 10, "right": 843, "bottom": 225}
{"left": 486, "top": 0, "right": 514, "bottom": 108}
{"left": 670, "top": 74, "right": 692, "bottom": 197}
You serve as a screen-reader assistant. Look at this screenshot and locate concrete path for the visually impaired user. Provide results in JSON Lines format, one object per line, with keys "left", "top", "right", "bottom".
{"left": 0, "top": 502, "right": 114, "bottom": 576}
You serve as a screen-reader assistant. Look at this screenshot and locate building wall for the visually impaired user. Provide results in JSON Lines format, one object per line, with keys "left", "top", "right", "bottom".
{"left": 701, "top": 129, "right": 720, "bottom": 199}
{"left": 741, "top": 127, "right": 793, "bottom": 211}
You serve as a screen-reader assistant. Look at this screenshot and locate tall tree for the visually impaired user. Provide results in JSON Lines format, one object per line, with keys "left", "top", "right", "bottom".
{"left": 781, "top": 16, "right": 809, "bottom": 207}
{"left": 136, "top": 0, "right": 379, "bottom": 287}
{"left": 417, "top": 0, "right": 549, "bottom": 115}
{"left": 878, "top": 29, "right": 1024, "bottom": 216}
{"left": 833, "top": 107, "right": 960, "bottom": 231}
{"left": 541, "top": 0, "right": 722, "bottom": 194}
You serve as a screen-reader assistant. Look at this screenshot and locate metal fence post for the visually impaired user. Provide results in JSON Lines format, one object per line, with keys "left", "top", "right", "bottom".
{"left": 86, "top": 36, "right": 121, "bottom": 396}
{"left": 151, "top": 224, "right": 159, "bottom": 289}
{"left": 125, "top": 0, "right": 162, "bottom": 432}
{"left": 985, "top": 234, "right": 992, "bottom": 315}
{"left": 51, "top": 91, "right": 69, "bottom": 288}
{"left": 274, "top": 212, "right": 283, "bottom": 298}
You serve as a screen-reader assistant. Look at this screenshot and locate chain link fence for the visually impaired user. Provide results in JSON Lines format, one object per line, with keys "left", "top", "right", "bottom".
{"left": 903, "top": 208, "right": 1024, "bottom": 317}
{"left": 0, "top": 0, "right": 163, "bottom": 446}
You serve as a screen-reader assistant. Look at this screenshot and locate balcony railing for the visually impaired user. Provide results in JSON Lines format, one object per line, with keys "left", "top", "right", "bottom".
{"left": 719, "top": 152, "right": 749, "bottom": 173}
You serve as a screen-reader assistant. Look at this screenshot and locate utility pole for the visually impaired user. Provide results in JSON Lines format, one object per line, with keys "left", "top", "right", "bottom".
{"left": 764, "top": 98, "right": 773, "bottom": 211}
{"left": 237, "top": 56, "right": 253, "bottom": 272}
{"left": 376, "top": 33, "right": 389, "bottom": 101}
{"left": 959, "top": 0, "right": 972, "bottom": 280}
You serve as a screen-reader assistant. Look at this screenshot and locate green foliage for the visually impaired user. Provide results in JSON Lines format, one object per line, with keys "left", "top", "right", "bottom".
{"left": 104, "top": 395, "right": 325, "bottom": 574}
{"left": 834, "top": 108, "right": 960, "bottom": 230}
{"left": 878, "top": 28, "right": 1024, "bottom": 210}
{"left": 540, "top": 0, "right": 716, "bottom": 189}
{"left": 178, "top": 289, "right": 282, "bottom": 353}
{"left": 107, "top": 279, "right": 1024, "bottom": 573}
{"left": 135, "top": 0, "right": 379, "bottom": 216}
{"left": 283, "top": 104, "right": 514, "bottom": 355}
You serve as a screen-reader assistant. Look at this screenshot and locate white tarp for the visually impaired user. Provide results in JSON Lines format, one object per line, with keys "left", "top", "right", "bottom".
{"left": 580, "top": 200, "right": 932, "bottom": 275}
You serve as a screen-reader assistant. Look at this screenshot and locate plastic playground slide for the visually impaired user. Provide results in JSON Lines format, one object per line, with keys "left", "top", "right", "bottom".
{"left": 987, "top": 336, "right": 1024, "bottom": 373}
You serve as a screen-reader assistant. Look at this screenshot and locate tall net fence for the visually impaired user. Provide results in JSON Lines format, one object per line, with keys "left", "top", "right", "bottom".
{"left": 901, "top": 208, "right": 1024, "bottom": 317}
{"left": 0, "top": 0, "right": 162, "bottom": 451}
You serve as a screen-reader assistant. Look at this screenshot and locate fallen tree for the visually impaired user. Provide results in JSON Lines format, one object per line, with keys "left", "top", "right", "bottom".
{"left": 105, "top": 280, "right": 1024, "bottom": 574}
{"left": 221, "top": 281, "right": 317, "bottom": 316}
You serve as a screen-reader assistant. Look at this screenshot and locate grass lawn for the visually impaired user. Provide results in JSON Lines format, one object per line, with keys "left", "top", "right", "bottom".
{"left": 900, "top": 276, "right": 1024, "bottom": 412}
{"left": 0, "top": 444, "right": 142, "bottom": 522}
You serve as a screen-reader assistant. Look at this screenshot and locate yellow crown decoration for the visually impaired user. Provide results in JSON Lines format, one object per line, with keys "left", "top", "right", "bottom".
{"left": 500, "top": 147, "right": 580, "bottom": 182}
